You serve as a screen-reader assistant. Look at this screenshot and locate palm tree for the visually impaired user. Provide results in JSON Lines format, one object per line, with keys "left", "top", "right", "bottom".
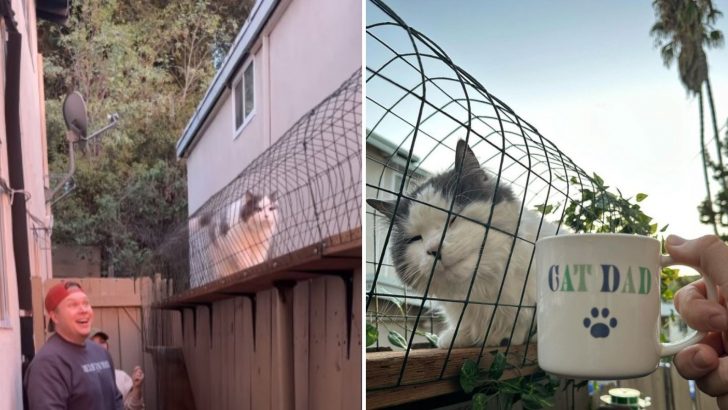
{"left": 651, "top": 0, "right": 724, "bottom": 235}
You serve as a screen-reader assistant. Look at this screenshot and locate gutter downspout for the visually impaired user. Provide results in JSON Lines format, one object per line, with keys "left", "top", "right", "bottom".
{"left": 3, "top": 0, "right": 35, "bottom": 402}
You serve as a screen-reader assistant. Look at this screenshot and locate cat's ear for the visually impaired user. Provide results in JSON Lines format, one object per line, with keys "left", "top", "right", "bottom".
{"left": 269, "top": 191, "right": 278, "bottom": 202}
{"left": 245, "top": 190, "right": 254, "bottom": 203}
{"left": 455, "top": 139, "right": 481, "bottom": 173}
{"left": 366, "top": 199, "right": 397, "bottom": 219}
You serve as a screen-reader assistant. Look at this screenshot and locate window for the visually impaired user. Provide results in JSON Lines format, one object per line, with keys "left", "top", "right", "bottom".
{"left": 233, "top": 60, "right": 255, "bottom": 134}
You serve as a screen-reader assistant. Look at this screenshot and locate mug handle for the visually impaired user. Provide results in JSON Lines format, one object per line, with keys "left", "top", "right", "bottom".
{"left": 659, "top": 254, "right": 719, "bottom": 356}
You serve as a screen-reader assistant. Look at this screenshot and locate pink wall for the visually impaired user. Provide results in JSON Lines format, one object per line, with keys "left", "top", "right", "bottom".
{"left": 0, "top": 0, "right": 54, "bottom": 407}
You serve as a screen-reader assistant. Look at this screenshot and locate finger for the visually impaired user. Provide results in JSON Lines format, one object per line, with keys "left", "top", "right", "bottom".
{"left": 666, "top": 235, "right": 728, "bottom": 298}
{"left": 695, "top": 356, "right": 728, "bottom": 397}
{"left": 674, "top": 281, "right": 728, "bottom": 331}
{"left": 673, "top": 344, "right": 720, "bottom": 380}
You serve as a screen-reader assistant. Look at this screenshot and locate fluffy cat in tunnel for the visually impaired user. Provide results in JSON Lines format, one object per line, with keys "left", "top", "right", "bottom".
{"left": 189, "top": 191, "right": 279, "bottom": 285}
{"left": 367, "top": 140, "right": 563, "bottom": 348}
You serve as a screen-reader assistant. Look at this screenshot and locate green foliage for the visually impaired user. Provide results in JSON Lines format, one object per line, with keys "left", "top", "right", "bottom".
{"left": 387, "top": 330, "right": 408, "bottom": 349}
{"left": 460, "top": 354, "right": 564, "bottom": 409}
{"left": 366, "top": 323, "right": 379, "bottom": 347}
{"left": 41, "top": 0, "right": 254, "bottom": 276}
{"left": 563, "top": 173, "right": 661, "bottom": 235}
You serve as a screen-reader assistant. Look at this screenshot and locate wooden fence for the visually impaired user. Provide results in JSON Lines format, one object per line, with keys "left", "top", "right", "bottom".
{"left": 172, "top": 270, "right": 362, "bottom": 409}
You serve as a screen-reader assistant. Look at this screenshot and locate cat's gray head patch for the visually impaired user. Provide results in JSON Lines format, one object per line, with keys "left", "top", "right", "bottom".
{"left": 420, "top": 139, "right": 513, "bottom": 207}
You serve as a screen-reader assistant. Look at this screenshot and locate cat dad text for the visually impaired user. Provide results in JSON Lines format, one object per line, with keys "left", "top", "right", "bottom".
{"left": 546, "top": 263, "right": 653, "bottom": 294}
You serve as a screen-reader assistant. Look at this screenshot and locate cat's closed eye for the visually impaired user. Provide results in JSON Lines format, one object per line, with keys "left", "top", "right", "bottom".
{"left": 406, "top": 235, "right": 422, "bottom": 244}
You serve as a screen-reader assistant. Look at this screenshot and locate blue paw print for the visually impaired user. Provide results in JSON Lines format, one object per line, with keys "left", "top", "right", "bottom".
{"left": 583, "top": 307, "right": 617, "bottom": 338}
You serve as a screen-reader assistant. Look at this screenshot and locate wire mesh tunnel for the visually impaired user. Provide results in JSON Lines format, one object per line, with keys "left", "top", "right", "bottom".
{"left": 143, "top": 68, "right": 362, "bottom": 409}
{"left": 365, "top": 0, "right": 659, "bottom": 398}
{"left": 157, "top": 68, "right": 362, "bottom": 293}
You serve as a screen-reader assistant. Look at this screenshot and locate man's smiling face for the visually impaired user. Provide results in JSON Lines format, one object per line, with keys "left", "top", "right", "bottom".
{"left": 51, "top": 288, "right": 94, "bottom": 345}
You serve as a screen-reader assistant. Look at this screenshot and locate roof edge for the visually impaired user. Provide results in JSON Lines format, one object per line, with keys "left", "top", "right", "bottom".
{"left": 175, "top": 0, "right": 280, "bottom": 158}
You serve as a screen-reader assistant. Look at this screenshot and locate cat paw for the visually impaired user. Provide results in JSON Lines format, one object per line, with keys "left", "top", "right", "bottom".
{"left": 583, "top": 307, "right": 617, "bottom": 338}
{"left": 437, "top": 328, "right": 475, "bottom": 348}
{"left": 436, "top": 328, "right": 455, "bottom": 349}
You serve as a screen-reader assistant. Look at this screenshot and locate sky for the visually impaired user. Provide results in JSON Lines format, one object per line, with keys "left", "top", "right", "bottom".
{"left": 366, "top": 0, "right": 728, "bottom": 272}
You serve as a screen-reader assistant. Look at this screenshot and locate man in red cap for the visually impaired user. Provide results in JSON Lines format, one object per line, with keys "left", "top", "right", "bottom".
{"left": 24, "top": 281, "right": 123, "bottom": 409}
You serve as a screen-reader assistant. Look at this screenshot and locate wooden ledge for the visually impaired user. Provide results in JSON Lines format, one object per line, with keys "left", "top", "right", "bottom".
{"left": 158, "top": 228, "right": 361, "bottom": 308}
{"left": 366, "top": 343, "right": 538, "bottom": 409}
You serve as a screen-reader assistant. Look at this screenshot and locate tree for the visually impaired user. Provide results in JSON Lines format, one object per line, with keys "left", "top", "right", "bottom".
{"left": 41, "top": 0, "right": 253, "bottom": 276}
{"left": 650, "top": 0, "right": 725, "bottom": 235}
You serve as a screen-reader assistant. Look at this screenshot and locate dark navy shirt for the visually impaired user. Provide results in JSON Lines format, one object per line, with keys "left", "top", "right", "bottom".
{"left": 25, "top": 333, "right": 123, "bottom": 410}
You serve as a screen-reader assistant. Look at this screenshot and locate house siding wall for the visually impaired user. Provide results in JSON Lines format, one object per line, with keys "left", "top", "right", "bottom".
{"left": 186, "top": 0, "right": 360, "bottom": 214}
{"left": 0, "top": 0, "right": 53, "bottom": 407}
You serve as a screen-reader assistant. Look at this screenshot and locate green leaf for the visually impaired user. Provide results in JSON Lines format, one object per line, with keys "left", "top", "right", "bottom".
{"left": 423, "top": 332, "right": 439, "bottom": 347}
{"left": 460, "top": 359, "right": 480, "bottom": 394}
{"left": 535, "top": 204, "right": 554, "bottom": 215}
{"left": 660, "top": 224, "right": 670, "bottom": 232}
{"left": 499, "top": 378, "right": 523, "bottom": 395}
{"left": 489, "top": 352, "right": 507, "bottom": 380}
{"left": 366, "top": 323, "right": 378, "bottom": 347}
{"left": 592, "top": 173, "right": 605, "bottom": 188}
{"left": 472, "top": 393, "right": 489, "bottom": 410}
{"left": 636, "top": 193, "right": 648, "bottom": 202}
{"left": 388, "top": 330, "right": 408, "bottom": 349}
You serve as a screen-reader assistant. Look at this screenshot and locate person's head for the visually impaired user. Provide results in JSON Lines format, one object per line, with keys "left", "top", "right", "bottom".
{"left": 91, "top": 331, "right": 109, "bottom": 350}
{"left": 45, "top": 281, "right": 93, "bottom": 345}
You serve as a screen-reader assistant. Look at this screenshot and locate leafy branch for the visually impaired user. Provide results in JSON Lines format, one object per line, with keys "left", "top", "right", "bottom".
{"left": 460, "top": 353, "right": 569, "bottom": 410}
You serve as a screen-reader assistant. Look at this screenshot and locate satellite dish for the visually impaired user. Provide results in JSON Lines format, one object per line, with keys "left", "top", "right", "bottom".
{"left": 62, "top": 91, "right": 88, "bottom": 139}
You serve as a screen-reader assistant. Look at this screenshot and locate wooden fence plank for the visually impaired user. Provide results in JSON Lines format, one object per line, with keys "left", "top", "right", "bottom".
{"left": 325, "top": 276, "right": 345, "bottom": 410}
{"left": 234, "top": 296, "right": 252, "bottom": 410}
{"left": 118, "top": 307, "right": 143, "bottom": 375}
{"left": 31, "top": 276, "right": 45, "bottom": 349}
{"left": 223, "top": 298, "right": 236, "bottom": 410}
{"left": 45, "top": 277, "right": 142, "bottom": 307}
{"left": 196, "top": 305, "right": 212, "bottom": 410}
{"left": 253, "top": 290, "right": 272, "bottom": 410}
{"left": 210, "top": 303, "right": 222, "bottom": 410}
{"left": 309, "top": 277, "right": 327, "bottom": 409}
{"left": 293, "top": 281, "right": 310, "bottom": 409}
{"left": 272, "top": 286, "right": 294, "bottom": 410}
{"left": 342, "top": 269, "right": 362, "bottom": 409}
{"left": 181, "top": 309, "right": 199, "bottom": 409}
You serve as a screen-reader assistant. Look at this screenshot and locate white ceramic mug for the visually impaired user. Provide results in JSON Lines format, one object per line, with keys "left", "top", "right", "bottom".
{"left": 535, "top": 233, "right": 717, "bottom": 379}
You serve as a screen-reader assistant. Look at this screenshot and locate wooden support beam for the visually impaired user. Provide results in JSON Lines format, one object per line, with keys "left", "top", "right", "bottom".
{"left": 366, "top": 344, "right": 539, "bottom": 408}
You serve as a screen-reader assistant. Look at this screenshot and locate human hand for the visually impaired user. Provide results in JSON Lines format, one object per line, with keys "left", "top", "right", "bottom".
{"left": 666, "top": 235, "right": 728, "bottom": 408}
{"left": 132, "top": 366, "right": 144, "bottom": 387}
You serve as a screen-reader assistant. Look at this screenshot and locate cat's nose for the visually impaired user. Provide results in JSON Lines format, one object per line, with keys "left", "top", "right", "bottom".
{"left": 426, "top": 246, "right": 442, "bottom": 260}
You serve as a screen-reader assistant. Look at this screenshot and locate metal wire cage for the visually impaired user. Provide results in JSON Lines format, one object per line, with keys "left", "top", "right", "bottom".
{"left": 155, "top": 68, "right": 362, "bottom": 293}
{"left": 365, "top": 0, "right": 656, "bottom": 395}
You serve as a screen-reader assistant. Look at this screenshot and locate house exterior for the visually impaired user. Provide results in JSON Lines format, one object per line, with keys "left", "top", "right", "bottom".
{"left": 161, "top": 0, "right": 362, "bottom": 407}
{"left": 177, "top": 0, "right": 360, "bottom": 212}
{"left": 0, "top": 0, "right": 65, "bottom": 407}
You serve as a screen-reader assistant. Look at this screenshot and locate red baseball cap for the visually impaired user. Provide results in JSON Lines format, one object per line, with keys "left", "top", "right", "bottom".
{"left": 45, "top": 281, "right": 84, "bottom": 312}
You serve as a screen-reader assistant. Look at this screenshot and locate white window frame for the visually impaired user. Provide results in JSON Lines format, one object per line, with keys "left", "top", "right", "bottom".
{"left": 232, "top": 58, "right": 256, "bottom": 138}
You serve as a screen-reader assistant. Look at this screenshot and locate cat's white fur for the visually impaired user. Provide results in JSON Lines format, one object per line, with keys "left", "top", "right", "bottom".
{"left": 368, "top": 140, "right": 565, "bottom": 348}
{"left": 217, "top": 194, "right": 279, "bottom": 275}
{"left": 188, "top": 192, "right": 279, "bottom": 287}
{"left": 403, "top": 185, "right": 560, "bottom": 348}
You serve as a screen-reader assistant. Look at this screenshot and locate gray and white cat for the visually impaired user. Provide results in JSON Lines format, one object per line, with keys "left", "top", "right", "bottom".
{"left": 367, "top": 140, "right": 562, "bottom": 348}
{"left": 189, "top": 191, "right": 279, "bottom": 286}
